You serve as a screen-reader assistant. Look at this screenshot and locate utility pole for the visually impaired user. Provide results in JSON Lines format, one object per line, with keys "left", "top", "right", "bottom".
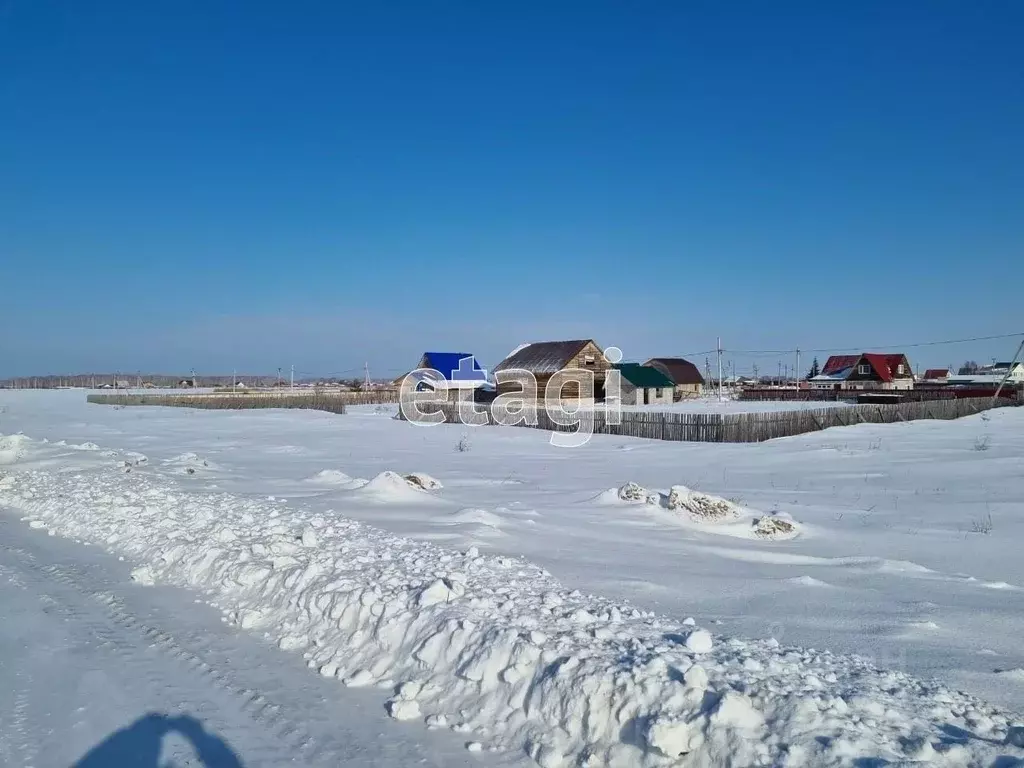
{"left": 795, "top": 348, "right": 801, "bottom": 389}
{"left": 290, "top": 364, "right": 295, "bottom": 390}
{"left": 277, "top": 367, "right": 282, "bottom": 388}
{"left": 777, "top": 361, "right": 782, "bottom": 385}
{"left": 364, "top": 362, "right": 371, "bottom": 390}
{"left": 717, "top": 337, "right": 723, "bottom": 400}
{"left": 752, "top": 363, "right": 759, "bottom": 382}
{"left": 233, "top": 369, "right": 237, "bottom": 392}
{"left": 992, "top": 338, "right": 1024, "bottom": 405}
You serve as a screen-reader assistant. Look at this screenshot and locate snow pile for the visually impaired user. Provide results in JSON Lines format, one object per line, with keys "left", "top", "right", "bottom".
{"left": 1, "top": 436, "right": 1022, "bottom": 767}
{"left": 355, "top": 470, "right": 443, "bottom": 502}
{"left": 403, "top": 472, "right": 443, "bottom": 491}
{"left": 752, "top": 514, "right": 798, "bottom": 539}
{"left": 605, "top": 482, "right": 802, "bottom": 540}
{"left": 0, "top": 433, "right": 30, "bottom": 465}
{"left": 666, "top": 485, "right": 739, "bottom": 522}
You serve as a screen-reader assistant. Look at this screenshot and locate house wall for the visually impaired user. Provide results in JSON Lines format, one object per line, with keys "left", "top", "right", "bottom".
{"left": 674, "top": 383, "right": 702, "bottom": 398}
{"left": 498, "top": 341, "right": 609, "bottom": 402}
{"left": 615, "top": 382, "right": 675, "bottom": 407}
{"left": 646, "top": 386, "right": 675, "bottom": 406}
{"left": 841, "top": 356, "right": 914, "bottom": 390}
{"left": 619, "top": 381, "right": 641, "bottom": 406}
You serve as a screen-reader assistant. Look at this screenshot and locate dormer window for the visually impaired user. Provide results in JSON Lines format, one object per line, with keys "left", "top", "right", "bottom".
{"left": 858, "top": 364, "right": 871, "bottom": 375}
{"left": 897, "top": 364, "right": 904, "bottom": 374}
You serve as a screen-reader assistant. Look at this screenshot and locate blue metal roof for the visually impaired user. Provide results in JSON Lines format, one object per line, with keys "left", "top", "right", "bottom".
{"left": 421, "top": 352, "right": 487, "bottom": 381}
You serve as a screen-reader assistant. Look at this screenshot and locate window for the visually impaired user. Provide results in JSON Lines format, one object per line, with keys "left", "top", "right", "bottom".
{"left": 583, "top": 355, "right": 595, "bottom": 366}
{"left": 858, "top": 364, "right": 871, "bottom": 375}
{"left": 655, "top": 388, "right": 662, "bottom": 398}
{"left": 897, "top": 364, "right": 904, "bottom": 374}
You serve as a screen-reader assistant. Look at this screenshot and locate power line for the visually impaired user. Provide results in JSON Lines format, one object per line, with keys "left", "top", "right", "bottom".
{"left": 724, "top": 332, "right": 1024, "bottom": 356}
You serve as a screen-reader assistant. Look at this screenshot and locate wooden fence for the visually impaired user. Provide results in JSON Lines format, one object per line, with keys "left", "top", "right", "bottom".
{"left": 398, "top": 397, "right": 1018, "bottom": 443}
{"left": 87, "top": 393, "right": 351, "bottom": 414}
{"left": 739, "top": 386, "right": 1019, "bottom": 403}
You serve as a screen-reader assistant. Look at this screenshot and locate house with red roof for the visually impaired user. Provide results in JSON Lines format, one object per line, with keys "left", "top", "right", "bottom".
{"left": 809, "top": 353, "right": 914, "bottom": 391}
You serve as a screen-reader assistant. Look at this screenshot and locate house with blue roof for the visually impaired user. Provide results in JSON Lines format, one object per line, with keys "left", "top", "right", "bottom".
{"left": 394, "top": 352, "right": 492, "bottom": 400}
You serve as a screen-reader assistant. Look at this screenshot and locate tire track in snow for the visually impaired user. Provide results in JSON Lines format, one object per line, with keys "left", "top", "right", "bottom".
{"left": 0, "top": 537, "right": 332, "bottom": 767}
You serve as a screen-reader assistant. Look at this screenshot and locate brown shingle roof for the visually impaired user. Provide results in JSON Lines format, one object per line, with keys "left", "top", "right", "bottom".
{"left": 493, "top": 340, "right": 594, "bottom": 374}
{"left": 644, "top": 358, "right": 705, "bottom": 386}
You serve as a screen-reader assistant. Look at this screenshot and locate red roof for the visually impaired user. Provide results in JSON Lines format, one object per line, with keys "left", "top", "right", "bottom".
{"left": 924, "top": 368, "right": 950, "bottom": 379}
{"left": 821, "top": 353, "right": 910, "bottom": 382}
{"left": 861, "top": 353, "right": 908, "bottom": 383}
{"left": 821, "top": 355, "right": 860, "bottom": 376}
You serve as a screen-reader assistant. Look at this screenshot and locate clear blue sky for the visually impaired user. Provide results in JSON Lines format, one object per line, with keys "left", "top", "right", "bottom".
{"left": 2, "top": 1, "right": 1022, "bottom": 378}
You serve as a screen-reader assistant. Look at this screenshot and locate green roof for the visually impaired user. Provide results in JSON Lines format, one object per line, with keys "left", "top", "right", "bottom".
{"left": 614, "top": 363, "right": 674, "bottom": 388}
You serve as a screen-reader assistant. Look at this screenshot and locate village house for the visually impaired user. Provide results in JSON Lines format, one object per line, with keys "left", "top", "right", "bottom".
{"left": 492, "top": 339, "right": 609, "bottom": 402}
{"left": 613, "top": 363, "right": 674, "bottom": 406}
{"left": 643, "top": 357, "right": 705, "bottom": 399}
{"left": 809, "top": 353, "right": 914, "bottom": 391}
{"left": 396, "top": 352, "right": 490, "bottom": 401}
{"left": 980, "top": 361, "right": 1024, "bottom": 382}
{"left": 921, "top": 368, "right": 952, "bottom": 383}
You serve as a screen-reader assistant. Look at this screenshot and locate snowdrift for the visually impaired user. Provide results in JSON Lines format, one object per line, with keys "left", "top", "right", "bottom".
{"left": 601, "top": 482, "right": 801, "bottom": 541}
{"left": 1, "top": 435, "right": 1021, "bottom": 767}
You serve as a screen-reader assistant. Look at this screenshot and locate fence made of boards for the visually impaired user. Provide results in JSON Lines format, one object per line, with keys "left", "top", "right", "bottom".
{"left": 739, "top": 387, "right": 1020, "bottom": 403}
{"left": 86, "top": 391, "right": 397, "bottom": 414}
{"left": 398, "top": 397, "right": 1018, "bottom": 443}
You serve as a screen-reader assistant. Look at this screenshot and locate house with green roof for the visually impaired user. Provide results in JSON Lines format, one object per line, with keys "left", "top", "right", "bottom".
{"left": 612, "top": 363, "right": 675, "bottom": 406}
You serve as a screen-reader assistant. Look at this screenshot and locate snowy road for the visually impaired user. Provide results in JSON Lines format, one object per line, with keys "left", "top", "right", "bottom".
{"left": 0, "top": 514, "right": 498, "bottom": 768}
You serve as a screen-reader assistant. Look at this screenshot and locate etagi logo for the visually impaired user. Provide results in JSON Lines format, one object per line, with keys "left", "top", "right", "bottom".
{"left": 399, "top": 347, "right": 624, "bottom": 447}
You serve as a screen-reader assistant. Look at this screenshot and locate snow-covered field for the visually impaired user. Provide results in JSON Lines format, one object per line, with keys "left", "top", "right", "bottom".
{"left": 2, "top": 390, "right": 1024, "bottom": 766}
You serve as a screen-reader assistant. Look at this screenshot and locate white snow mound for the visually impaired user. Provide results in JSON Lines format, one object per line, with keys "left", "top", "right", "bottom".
{"left": 355, "top": 470, "right": 442, "bottom": 502}
{"left": 0, "top": 434, "right": 31, "bottom": 465}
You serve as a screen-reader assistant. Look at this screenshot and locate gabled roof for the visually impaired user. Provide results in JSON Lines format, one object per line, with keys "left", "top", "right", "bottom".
{"left": 861, "top": 353, "right": 910, "bottom": 383}
{"left": 493, "top": 339, "right": 595, "bottom": 373}
{"left": 819, "top": 353, "right": 910, "bottom": 382}
{"left": 644, "top": 357, "right": 705, "bottom": 385}
{"left": 923, "top": 368, "right": 951, "bottom": 379}
{"left": 614, "top": 363, "right": 674, "bottom": 389}
{"left": 821, "top": 355, "right": 861, "bottom": 376}
{"left": 419, "top": 352, "right": 486, "bottom": 382}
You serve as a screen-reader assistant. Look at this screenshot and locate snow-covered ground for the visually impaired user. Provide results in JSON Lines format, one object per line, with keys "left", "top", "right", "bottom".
{"left": 2, "top": 390, "right": 1024, "bottom": 766}
{"left": 0, "top": 513, "right": 494, "bottom": 768}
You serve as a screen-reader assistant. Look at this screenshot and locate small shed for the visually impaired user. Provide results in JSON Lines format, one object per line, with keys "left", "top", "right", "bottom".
{"left": 613, "top": 363, "right": 675, "bottom": 406}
